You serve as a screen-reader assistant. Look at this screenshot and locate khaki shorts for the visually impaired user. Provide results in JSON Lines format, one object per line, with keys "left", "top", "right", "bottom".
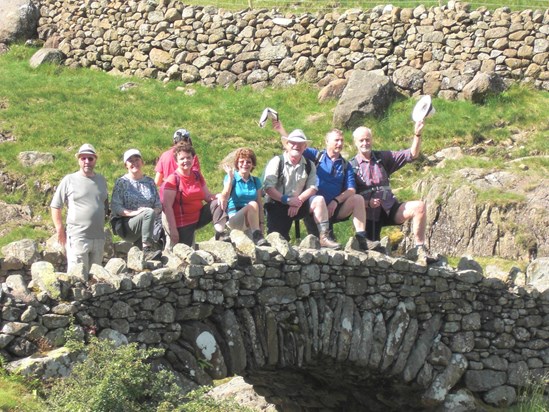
{"left": 227, "top": 208, "right": 247, "bottom": 231}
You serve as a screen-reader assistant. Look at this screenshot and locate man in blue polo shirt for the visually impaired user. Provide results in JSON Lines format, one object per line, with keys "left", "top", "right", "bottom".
{"left": 273, "top": 121, "right": 380, "bottom": 252}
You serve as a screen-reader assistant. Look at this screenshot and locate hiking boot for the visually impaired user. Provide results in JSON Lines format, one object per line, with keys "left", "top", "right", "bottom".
{"left": 416, "top": 245, "right": 439, "bottom": 265}
{"left": 143, "top": 247, "right": 162, "bottom": 261}
{"left": 319, "top": 230, "right": 341, "bottom": 250}
{"left": 356, "top": 235, "right": 384, "bottom": 252}
{"left": 252, "top": 230, "right": 269, "bottom": 247}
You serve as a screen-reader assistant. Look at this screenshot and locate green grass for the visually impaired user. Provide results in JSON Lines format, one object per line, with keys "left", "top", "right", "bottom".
{"left": 0, "top": 370, "right": 46, "bottom": 412}
{"left": 0, "top": 44, "right": 548, "bottom": 254}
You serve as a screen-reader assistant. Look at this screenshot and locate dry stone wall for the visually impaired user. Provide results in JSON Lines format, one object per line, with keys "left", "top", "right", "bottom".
{"left": 1, "top": 234, "right": 548, "bottom": 411}
{"left": 34, "top": 0, "right": 549, "bottom": 95}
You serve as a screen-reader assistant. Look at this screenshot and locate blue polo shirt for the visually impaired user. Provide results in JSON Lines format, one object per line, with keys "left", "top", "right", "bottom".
{"left": 225, "top": 171, "right": 261, "bottom": 216}
{"left": 303, "top": 148, "right": 355, "bottom": 203}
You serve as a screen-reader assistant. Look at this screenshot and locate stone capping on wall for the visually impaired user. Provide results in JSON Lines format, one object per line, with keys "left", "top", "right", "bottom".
{"left": 34, "top": 0, "right": 549, "bottom": 95}
{"left": 1, "top": 234, "right": 548, "bottom": 409}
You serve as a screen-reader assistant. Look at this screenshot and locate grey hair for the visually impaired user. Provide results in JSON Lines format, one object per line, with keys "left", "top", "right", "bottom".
{"left": 352, "top": 127, "right": 373, "bottom": 140}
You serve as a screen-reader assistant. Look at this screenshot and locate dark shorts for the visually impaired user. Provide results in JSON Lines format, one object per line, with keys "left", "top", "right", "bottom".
{"left": 303, "top": 200, "right": 349, "bottom": 238}
{"left": 366, "top": 202, "right": 402, "bottom": 241}
{"left": 177, "top": 201, "right": 214, "bottom": 246}
{"left": 265, "top": 200, "right": 311, "bottom": 241}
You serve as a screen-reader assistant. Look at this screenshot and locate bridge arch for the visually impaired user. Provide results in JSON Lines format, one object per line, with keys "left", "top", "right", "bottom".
{"left": 1, "top": 238, "right": 548, "bottom": 410}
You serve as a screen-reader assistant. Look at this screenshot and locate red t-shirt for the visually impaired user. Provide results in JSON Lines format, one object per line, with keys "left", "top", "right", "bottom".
{"left": 155, "top": 147, "right": 201, "bottom": 201}
{"left": 164, "top": 170, "right": 206, "bottom": 228}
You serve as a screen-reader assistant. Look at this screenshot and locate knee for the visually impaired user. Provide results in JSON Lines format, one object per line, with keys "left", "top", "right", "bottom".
{"left": 351, "top": 194, "right": 365, "bottom": 207}
{"left": 248, "top": 200, "right": 259, "bottom": 211}
{"left": 416, "top": 201, "right": 426, "bottom": 216}
{"left": 311, "top": 196, "right": 326, "bottom": 210}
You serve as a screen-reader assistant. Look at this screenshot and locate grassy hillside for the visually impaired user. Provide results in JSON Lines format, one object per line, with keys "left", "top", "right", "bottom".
{"left": 0, "top": 44, "right": 548, "bottom": 251}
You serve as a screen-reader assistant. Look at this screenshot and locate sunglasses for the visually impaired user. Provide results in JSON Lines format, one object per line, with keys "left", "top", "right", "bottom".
{"left": 79, "top": 156, "right": 96, "bottom": 162}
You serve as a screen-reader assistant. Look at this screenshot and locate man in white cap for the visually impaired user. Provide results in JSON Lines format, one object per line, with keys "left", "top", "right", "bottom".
{"left": 351, "top": 121, "right": 437, "bottom": 264}
{"left": 51, "top": 143, "right": 109, "bottom": 274}
{"left": 263, "top": 129, "right": 340, "bottom": 248}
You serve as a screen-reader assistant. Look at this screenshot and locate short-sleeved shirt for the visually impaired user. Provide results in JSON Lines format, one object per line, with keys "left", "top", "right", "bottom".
{"left": 110, "top": 175, "right": 160, "bottom": 217}
{"left": 155, "top": 147, "right": 200, "bottom": 200}
{"left": 163, "top": 170, "right": 206, "bottom": 227}
{"left": 263, "top": 152, "right": 317, "bottom": 202}
{"left": 303, "top": 148, "right": 355, "bottom": 204}
{"left": 352, "top": 149, "right": 413, "bottom": 221}
{"left": 50, "top": 172, "right": 108, "bottom": 239}
{"left": 225, "top": 172, "right": 261, "bottom": 217}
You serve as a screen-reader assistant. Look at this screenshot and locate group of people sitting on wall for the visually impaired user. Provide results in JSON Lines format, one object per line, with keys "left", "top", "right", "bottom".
{"left": 51, "top": 114, "right": 437, "bottom": 275}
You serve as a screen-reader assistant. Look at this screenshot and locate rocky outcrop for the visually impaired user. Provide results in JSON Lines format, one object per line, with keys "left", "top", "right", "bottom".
{"left": 33, "top": 1, "right": 549, "bottom": 93}
{"left": 1, "top": 235, "right": 548, "bottom": 411}
{"left": 412, "top": 168, "right": 549, "bottom": 260}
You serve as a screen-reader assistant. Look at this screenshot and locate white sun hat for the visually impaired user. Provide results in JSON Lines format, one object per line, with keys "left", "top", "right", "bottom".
{"left": 412, "top": 95, "right": 436, "bottom": 122}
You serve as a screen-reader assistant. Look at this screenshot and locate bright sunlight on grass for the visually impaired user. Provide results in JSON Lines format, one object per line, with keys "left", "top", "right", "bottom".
{"left": 0, "top": 44, "right": 548, "bottom": 250}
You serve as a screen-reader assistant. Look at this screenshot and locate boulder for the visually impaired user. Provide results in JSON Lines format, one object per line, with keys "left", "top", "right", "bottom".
{"left": 333, "top": 70, "right": 398, "bottom": 129}
{"left": 462, "top": 72, "right": 506, "bottom": 103}
{"left": 29, "top": 48, "right": 66, "bottom": 68}
{"left": 1, "top": 239, "right": 40, "bottom": 270}
{"left": 317, "top": 78, "right": 347, "bottom": 103}
{"left": 17, "top": 151, "right": 54, "bottom": 167}
{"left": 0, "top": 0, "right": 40, "bottom": 44}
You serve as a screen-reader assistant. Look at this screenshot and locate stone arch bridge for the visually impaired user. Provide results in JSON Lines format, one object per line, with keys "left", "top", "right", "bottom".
{"left": 1, "top": 234, "right": 548, "bottom": 411}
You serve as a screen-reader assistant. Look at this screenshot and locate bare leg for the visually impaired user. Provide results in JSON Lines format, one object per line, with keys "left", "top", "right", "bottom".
{"left": 394, "top": 200, "right": 426, "bottom": 245}
{"left": 335, "top": 194, "right": 366, "bottom": 232}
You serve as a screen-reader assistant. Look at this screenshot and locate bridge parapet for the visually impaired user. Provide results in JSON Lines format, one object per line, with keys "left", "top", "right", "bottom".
{"left": 1, "top": 235, "right": 548, "bottom": 410}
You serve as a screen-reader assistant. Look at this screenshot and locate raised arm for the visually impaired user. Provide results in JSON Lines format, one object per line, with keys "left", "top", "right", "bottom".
{"left": 411, "top": 120, "right": 425, "bottom": 159}
{"left": 272, "top": 119, "right": 288, "bottom": 137}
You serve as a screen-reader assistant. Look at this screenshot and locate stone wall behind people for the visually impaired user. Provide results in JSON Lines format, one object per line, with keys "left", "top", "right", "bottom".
{"left": 34, "top": 0, "right": 549, "bottom": 95}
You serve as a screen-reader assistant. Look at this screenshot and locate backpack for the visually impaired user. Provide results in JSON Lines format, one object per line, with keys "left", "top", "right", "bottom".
{"left": 265, "top": 154, "right": 313, "bottom": 195}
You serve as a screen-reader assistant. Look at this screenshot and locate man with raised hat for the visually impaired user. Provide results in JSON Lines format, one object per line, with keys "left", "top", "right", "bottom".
{"left": 263, "top": 129, "right": 339, "bottom": 248}
{"left": 50, "top": 143, "right": 109, "bottom": 274}
{"left": 351, "top": 97, "right": 437, "bottom": 264}
{"left": 272, "top": 120, "right": 382, "bottom": 252}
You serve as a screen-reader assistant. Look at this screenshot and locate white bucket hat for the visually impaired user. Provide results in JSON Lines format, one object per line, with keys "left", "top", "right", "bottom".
{"left": 412, "top": 95, "right": 436, "bottom": 122}
{"left": 283, "top": 129, "right": 312, "bottom": 144}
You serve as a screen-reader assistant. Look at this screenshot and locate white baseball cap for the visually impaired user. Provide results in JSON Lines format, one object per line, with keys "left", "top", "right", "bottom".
{"left": 123, "top": 149, "right": 142, "bottom": 163}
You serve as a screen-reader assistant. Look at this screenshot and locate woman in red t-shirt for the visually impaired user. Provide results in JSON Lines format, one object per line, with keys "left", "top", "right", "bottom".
{"left": 162, "top": 143, "right": 216, "bottom": 247}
